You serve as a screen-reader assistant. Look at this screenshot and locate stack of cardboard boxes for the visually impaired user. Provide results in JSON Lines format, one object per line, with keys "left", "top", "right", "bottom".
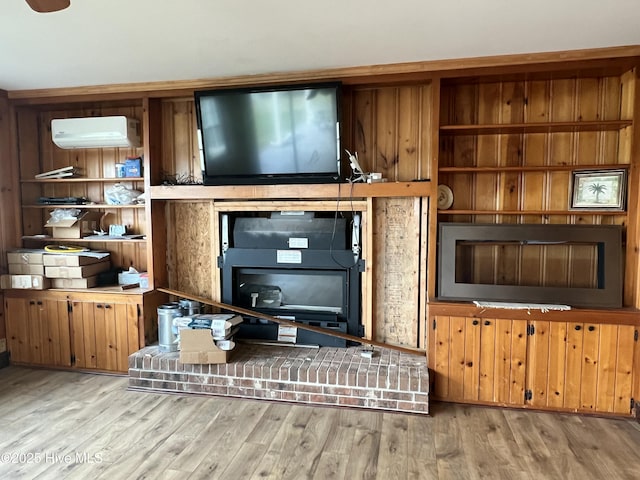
{"left": 2, "top": 249, "right": 111, "bottom": 290}
{"left": 2, "top": 249, "right": 50, "bottom": 290}
{"left": 43, "top": 253, "right": 111, "bottom": 288}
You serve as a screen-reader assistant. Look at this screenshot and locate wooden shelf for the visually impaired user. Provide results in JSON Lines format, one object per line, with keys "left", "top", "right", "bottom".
{"left": 21, "top": 177, "right": 144, "bottom": 183}
{"left": 22, "top": 236, "right": 147, "bottom": 243}
{"left": 149, "top": 181, "right": 432, "bottom": 200}
{"left": 438, "top": 209, "right": 627, "bottom": 216}
{"left": 23, "top": 203, "right": 146, "bottom": 209}
{"left": 428, "top": 301, "right": 640, "bottom": 325}
{"left": 439, "top": 120, "right": 632, "bottom": 135}
{"left": 438, "top": 164, "right": 629, "bottom": 173}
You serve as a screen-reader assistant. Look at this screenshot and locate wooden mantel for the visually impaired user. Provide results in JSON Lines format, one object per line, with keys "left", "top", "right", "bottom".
{"left": 149, "top": 181, "right": 432, "bottom": 200}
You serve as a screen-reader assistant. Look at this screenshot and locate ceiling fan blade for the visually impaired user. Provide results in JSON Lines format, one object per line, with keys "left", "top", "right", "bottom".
{"left": 25, "top": 0, "right": 71, "bottom": 13}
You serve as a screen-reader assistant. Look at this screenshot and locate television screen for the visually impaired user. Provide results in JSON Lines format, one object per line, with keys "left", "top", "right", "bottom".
{"left": 195, "top": 83, "right": 341, "bottom": 185}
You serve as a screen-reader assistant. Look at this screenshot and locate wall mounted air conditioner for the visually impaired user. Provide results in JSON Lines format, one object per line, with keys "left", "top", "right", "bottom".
{"left": 51, "top": 116, "right": 141, "bottom": 149}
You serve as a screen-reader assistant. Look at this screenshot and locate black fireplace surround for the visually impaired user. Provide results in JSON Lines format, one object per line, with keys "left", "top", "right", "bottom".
{"left": 219, "top": 212, "right": 364, "bottom": 347}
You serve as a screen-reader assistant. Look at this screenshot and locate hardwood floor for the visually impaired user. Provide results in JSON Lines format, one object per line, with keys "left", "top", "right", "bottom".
{"left": 1, "top": 366, "right": 639, "bottom": 479}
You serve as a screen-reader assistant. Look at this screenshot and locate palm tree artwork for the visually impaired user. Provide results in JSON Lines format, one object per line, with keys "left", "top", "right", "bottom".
{"left": 587, "top": 182, "right": 607, "bottom": 203}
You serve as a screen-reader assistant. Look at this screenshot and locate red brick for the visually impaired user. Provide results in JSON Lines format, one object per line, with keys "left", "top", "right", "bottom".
{"left": 309, "top": 394, "right": 338, "bottom": 405}
{"left": 323, "top": 386, "right": 353, "bottom": 396}
{"left": 201, "top": 385, "right": 229, "bottom": 395}
{"left": 228, "top": 386, "right": 255, "bottom": 397}
{"left": 398, "top": 401, "right": 429, "bottom": 413}
{"left": 382, "top": 390, "right": 413, "bottom": 401}
{"left": 366, "top": 399, "right": 398, "bottom": 410}
{"left": 295, "top": 383, "right": 323, "bottom": 394}
{"left": 338, "top": 396, "right": 366, "bottom": 407}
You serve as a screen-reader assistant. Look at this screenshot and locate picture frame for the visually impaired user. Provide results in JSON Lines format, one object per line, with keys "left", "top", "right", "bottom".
{"left": 570, "top": 169, "right": 627, "bottom": 210}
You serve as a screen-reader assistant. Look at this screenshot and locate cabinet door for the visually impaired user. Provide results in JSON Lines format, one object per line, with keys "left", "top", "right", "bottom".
{"left": 526, "top": 321, "right": 635, "bottom": 415}
{"left": 5, "top": 296, "right": 71, "bottom": 367}
{"left": 71, "top": 300, "right": 140, "bottom": 372}
{"left": 428, "top": 315, "right": 527, "bottom": 406}
{"left": 5, "top": 297, "right": 30, "bottom": 363}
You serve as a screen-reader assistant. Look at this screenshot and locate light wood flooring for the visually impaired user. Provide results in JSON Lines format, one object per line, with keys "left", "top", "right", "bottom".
{"left": 1, "top": 366, "right": 639, "bottom": 479}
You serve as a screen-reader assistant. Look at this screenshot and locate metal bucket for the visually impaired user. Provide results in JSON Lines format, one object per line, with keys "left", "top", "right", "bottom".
{"left": 157, "top": 303, "right": 183, "bottom": 352}
{"left": 179, "top": 299, "right": 201, "bottom": 316}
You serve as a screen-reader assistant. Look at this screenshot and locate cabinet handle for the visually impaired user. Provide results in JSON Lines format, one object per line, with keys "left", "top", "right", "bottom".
{"left": 484, "top": 320, "right": 491, "bottom": 326}
{"left": 29, "top": 301, "right": 35, "bottom": 305}
{"left": 472, "top": 320, "right": 479, "bottom": 326}
{"left": 104, "top": 304, "right": 112, "bottom": 309}
{"left": 588, "top": 325, "right": 595, "bottom": 332}
{"left": 575, "top": 325, "right": 582, "bottom": 331}
{"left": 96, "top": 304, "right": 103, "bottom": 309}
{"left": 37, "top": 301, "right": 42, "bottom": 306}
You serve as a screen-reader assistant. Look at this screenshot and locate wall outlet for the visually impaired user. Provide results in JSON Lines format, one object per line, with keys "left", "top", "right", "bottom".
{"left": 0, "top": 338, "right": 6, "bottom": 353}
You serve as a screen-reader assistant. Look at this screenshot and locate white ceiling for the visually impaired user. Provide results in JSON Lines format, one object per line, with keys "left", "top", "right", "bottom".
{"left": 1, "top": 0, "right": 639, "bottom": 92}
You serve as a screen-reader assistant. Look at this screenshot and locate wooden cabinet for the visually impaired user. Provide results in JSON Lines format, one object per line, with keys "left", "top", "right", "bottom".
{"left": 429, "top": 305, "right": 638, "bottom": 416}
{"left": 4, "top": 294, "right": 71, "bottom": 367}
{"left": 4, "top": 289, "right": 166, "bottom": 373}
{"left": 429, "top": 315, "right": 527, "bottom": 406}
{"left": 70, "top": 300, "right": 141, "bottom": 372}
{"left": 527, "top": 320, "right": 635, "bottom": 415}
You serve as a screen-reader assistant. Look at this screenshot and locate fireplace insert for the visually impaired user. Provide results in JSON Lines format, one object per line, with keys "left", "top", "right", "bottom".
{"left": 219, "top": 212, "right": 364, "bottom": 346}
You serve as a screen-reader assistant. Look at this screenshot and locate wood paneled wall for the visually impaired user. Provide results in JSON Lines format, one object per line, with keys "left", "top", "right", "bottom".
{"left": 345, "top": 83, "right": 434, "bottom": 181}
{"left": 438, "top": 73, "right": 636, "bottom": 305}
{"left": 0, "top": 91, "right": 21, "bottom": 346}
{"left": 157, "top": 83, "right": 436, "bottom": 347}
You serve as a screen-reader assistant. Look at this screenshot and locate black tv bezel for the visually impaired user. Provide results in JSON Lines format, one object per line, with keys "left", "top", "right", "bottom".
{"left": 194, "top": 82, "right": 343, "bottom": 186}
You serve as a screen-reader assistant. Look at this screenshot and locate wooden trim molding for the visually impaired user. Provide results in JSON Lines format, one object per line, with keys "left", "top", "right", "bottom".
{"left": 8, "top": 45, "right": 640, "bottom": 103}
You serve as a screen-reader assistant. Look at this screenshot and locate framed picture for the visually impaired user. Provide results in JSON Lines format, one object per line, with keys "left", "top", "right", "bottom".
{"left": 570, "top": 169, "right": 627, "bottom": 210}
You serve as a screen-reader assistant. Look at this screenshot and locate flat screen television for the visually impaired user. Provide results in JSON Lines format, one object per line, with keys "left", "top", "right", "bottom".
{"left": 195, "top": 82, "right": 342, "bottom": 185}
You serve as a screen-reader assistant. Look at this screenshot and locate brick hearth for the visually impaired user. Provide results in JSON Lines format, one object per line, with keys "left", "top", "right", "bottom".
{"left": 128, "top": 344, "right": 429, "bottom": 414}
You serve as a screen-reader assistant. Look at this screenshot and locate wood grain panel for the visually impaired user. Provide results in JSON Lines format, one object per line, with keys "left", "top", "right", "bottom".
{"left": 462, "top": 317, "right": 481, "bottom": 401}
{"left": 595, "top": 323, "right": 619, "bottom": 412}
{"left": 509, "top": 320, "right": 527, "bottom": 404}
{"left": 166, "top": 201, "right": 213, "bottom": 298}
{"left": 448, "top": 316, "right": 467, "bottom": 400}
{"left": 350, "top": 84, "right": 433, "bottom": 181}
{"left": 492, "top": 319, "right": 512, "bottom": 404}
{"left": 527, "top": 320, "right": 550, "bottom": 407}
{"left": 545, "top": 322, "right": 567, "bottom": 409}
{"left": 613, "top": 325, "right": 635, "bottom": 414}
{"left": 478, "top": 317, "right": 497, "bottom": 402}
{"left": 373, "top": 197, "right": 421, "bottom": 347}
{"left": 580, "top": 323, "right": 600, "bottom": 411}
{"left": 429, "top": 315, "right": 452, "bottom": 399}
{"left": 564, "top": 322, "right": 584, "bottom": 410}
{"left": 160, "top": 98, "right": 202, "bottom": 184}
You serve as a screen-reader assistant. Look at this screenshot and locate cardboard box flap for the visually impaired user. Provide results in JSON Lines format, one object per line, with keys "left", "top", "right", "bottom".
{"left": 44, "top": 210, "right": 101, "bottom": 228}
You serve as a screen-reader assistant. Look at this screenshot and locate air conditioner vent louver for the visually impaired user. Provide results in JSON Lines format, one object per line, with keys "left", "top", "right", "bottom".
{"left": 51, "top": 116, "right": 141, "bottom": 149}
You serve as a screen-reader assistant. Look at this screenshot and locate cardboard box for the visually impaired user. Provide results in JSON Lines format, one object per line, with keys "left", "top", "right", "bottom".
{"left": 0, "top": 274, "right": 50, "bottom": 290}
{"left": 124, "top": 157, "right": 142, "bottom": 177}
{"left": 118, "top": 270, "right": 147, "bottom": 285}
{"left": 51, "top": 276, "right": 99, "bottom": 289}
{"left": 7, "top": 249, "right": 46, "bottom": 265}
{"left": 179, "top": 329, "right": 233, "bottom": 364}
{"left": 8, "top": 263, "right": 45, "bottom": 275}
{"left": 45, "top": 261, "right": 110, "bottom": 279}
{"left": 43, "top": 253, "right": 110, "bottom": 267}
{"left": 44, "top": 211, "right": 102, "bottom": 239}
